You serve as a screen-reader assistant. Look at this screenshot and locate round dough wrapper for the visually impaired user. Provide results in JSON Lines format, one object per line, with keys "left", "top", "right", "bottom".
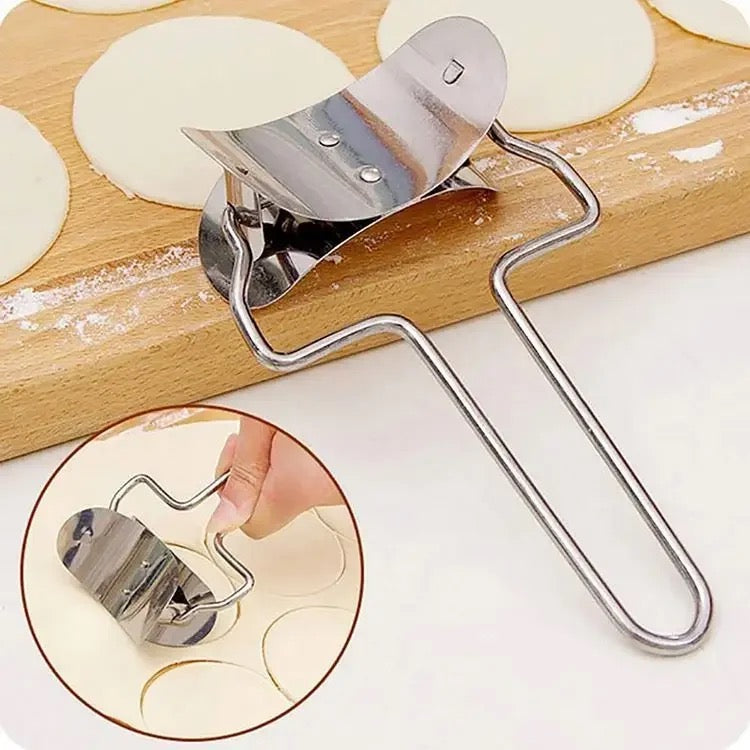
{"left": 35, "top": 0, "right": 178, "bottom": 13}
{"left": 0, "top": 106, "right": 69, "bottom": 285}
{"left": 221, "top": 511, "right": 345, "bottom": 597}
{"left": 141, "top": 662, "right": 289, "bottom": 738}
{"left": 377, "top": 0, "right": 656, "bottom": 132}
{"left": 264, "top": 607, "right": 355, "bottom": 701}
{"left": 73, "top": 16, "right": 355, "bottom": 208}
{"left": 316, "top": 505, "right": 357, "bottom": 541}
{"left": 649, "top": 0, "right": 750, "bottom": 48}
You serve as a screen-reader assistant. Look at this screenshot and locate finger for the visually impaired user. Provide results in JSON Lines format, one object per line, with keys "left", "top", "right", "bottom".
{"left": 208, "top": 418, "right": 274, "bottom": 534}
{"left": 241, "top": 433, "right": 344, "bottom": 538}
{"left": 214, "top": 433, "right": 238, "bottom": 478}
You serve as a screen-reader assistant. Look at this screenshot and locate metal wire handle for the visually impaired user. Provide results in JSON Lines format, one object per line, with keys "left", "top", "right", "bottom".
{"left": 220, "top": 121, "right": 712, "bottom": 655}
{"left": 110, "top": 471, "right": 254, "bottom": 623}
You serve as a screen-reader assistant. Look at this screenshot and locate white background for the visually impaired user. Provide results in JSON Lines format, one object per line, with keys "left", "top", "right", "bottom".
{"left": 3, "top": 1, "right": 750, "bottom": 749}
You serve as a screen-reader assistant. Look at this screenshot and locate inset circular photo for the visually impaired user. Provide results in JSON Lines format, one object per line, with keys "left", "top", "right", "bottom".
{"left": 21, "top": 405, "right": 363, "bottom": 741}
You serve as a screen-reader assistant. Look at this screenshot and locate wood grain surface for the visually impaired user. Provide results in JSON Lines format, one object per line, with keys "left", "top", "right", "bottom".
{"left": 0, "top": 0, "right": 748, "bottom": 460}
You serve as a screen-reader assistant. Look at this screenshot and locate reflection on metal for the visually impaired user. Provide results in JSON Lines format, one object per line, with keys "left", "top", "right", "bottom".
{"left": 57, "top": 471, "right": 253, "bottom": 647}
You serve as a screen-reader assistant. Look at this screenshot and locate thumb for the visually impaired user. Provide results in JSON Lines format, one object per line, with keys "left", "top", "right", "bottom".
{"left": 208, "top": 417, "right": 275, "bottom": 534}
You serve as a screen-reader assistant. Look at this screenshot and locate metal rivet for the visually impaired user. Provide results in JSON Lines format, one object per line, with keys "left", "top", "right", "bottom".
{"left": 319, "top": 132, "right": 341, "bottom": 147}
{"left": 359, "top": 165, "right": 382, "bottom": 183}
{"left": 141, "top": 561, "right": 150, "bottom": 569}
{"left": 443, "top": 59, "right": 465, "bottom": 85}
{"left": 235, "top": 165, "right": 249, "bottom": 176}
{"left": 122, "top": 588, "right": 133, "bottom": 596}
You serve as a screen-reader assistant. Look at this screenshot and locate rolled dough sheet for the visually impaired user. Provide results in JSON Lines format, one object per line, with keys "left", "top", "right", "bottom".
{"left": 377, "top": 0, "right": 656, "bottom": 132}
{"left": 264, "top": 607, "right": 356, "bottom": 701}
{"left": 649, "top": 0, "right": 750, "bottom": 48}
{"left": 141, "top": 661, "right": 290, "bottom": 738}
{"left": 22, "top": 416, "right": 361, "bottom": 738}
{"left": 221, "top": 511, "right": 346, "bottom": 597}
{"left": 0, "top": 106, "right": 69, "bottom": 285}
{"left": 73, "top": 16, "right": 355, "bottom": 208}
{"left": 35, "top": 0, "right": 179, "bottom": 13}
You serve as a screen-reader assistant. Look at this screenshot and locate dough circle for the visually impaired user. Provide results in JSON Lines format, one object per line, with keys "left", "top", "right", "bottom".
{"left": 0, "top": 106, "right": 69, "bottom": 285}
{"left": 263, "top": 607, "right": 355, "bottom": 701}
{"left": 141, "top": 662, "right": 289, "bottom": 738}
{"left": 377, "top": 0, "right": 656, "bottom": 132}
{"left": 73, "top": 16, "right": 355, "bottom": 208}
{"left": 35, "top": 0, "right": 178, "bottom": 13}
{"left": 649, "top": 0, "right": 750, "bottom": 48}
{"left": 222, "top": 511, "right": 345, "bottom": 597}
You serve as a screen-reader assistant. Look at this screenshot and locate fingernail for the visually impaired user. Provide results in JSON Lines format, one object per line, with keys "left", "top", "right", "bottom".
{"left": 207, "top": 496, "right": 247, "bottom": 535}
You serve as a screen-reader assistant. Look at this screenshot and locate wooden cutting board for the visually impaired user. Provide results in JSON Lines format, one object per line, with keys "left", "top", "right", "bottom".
{"left": 0, "top": 0, "right": 749, "bottom": 461}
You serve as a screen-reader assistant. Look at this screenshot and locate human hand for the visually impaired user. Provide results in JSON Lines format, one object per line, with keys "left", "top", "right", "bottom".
{"left": 207, "top": 416, "right": 344, "bottom": 538}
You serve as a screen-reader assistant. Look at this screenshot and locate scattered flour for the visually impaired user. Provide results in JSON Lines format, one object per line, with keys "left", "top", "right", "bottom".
{"left": 628, "top": 103, "right": 720, "bottom": 135}
{"left": 1, "top": 245, "right": 200, "bottom": 345}
{"left": 323, "top": 253, "right": 343, "bottom": 265}
{"left": 628, "top": 152, "right": 647, "bottom": 161}
{"left": 0, "top": 245, "right": 197, "bottom": 325}
{"left": 625, "top": 81, "right": 749, "bottom": 136}
{"left": 669, "top": 139, "right": 724, "bottom": 163}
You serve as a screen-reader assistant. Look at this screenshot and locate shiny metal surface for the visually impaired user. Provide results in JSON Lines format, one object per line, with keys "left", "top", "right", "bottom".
{"left": 57, "top": 472, "right": 255, "bottom": 648}
{"left": 185, "top": 16, "right": 506, "bottom": 222}
{"left": 57, "top": 507, "right": 217, "bottom": 647}
{"left": 109, "top": 471, "right": 254, "bottom": 625}
{"left": 194, "top": 15, "right": 503, "bottom": 308}
{"left": 199, "top": 163, "right": 490, "bottom": 308}
{"left": 191, "top": 16, "right": 712, "bottom": 655}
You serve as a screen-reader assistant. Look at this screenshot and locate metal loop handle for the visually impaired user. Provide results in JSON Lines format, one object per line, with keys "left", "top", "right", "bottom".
{"left": 110, "top": 471, "right": 254, "bottom": 623}
{"left": 487, "top": 121, "right": 712, "bottom": 653}
{"left": 220, "top": 120, "right": 712, "bottom": 655}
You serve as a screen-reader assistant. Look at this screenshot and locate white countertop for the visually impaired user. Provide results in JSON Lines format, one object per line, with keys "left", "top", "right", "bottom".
{"left": 3, "top": 232, "right": 750, "bottom": 749}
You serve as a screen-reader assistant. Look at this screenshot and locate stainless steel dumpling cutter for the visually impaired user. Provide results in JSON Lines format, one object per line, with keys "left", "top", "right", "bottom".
{"left": 57, "top": 470, "right": 248, "bottom": 647}
{"left": 184, "top": 16, "right": 712, "bottom": 654}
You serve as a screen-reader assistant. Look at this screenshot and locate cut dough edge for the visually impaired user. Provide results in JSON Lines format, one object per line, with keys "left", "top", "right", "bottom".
{"left": 648, "top": 0, "right": 750, "bottom": 48}
{"left": 140, "top": 659, "right": 290, "bottom": 737}
{"left": 73, "top": 15, "right": 355, "bottom": 209}
{"left": 0, "top": 105, "right": 69, "bottom": 285}
{"left": 262, "top": 606, "right": 356, "bottom": 701}
{"left": 34, "top": 0, "right": 179, "bottom": 13}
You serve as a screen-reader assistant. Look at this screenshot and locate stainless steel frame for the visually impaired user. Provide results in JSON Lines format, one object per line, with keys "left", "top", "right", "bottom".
{"left": 189, "top": 16, "right": 712, "bottom": 654}
{"left": 57, "top": 470, "right": 252, "bottom": 647}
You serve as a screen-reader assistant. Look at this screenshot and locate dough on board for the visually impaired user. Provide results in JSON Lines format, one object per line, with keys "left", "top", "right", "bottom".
{"left": 141, "top": 661, "right": 290, "bottom": 738}
{"left": 377, "top": 0, "right": 656, "bottom": 132}
{"left": 73, "top": 16, "right": 355, "bottom": 209}
{"left": 263, "top": 607, "right": 356, "bottom": 701}
{"left": 649, "top": 0, "right": 750, "bottom": 47}
{"left": 0, "top": 106, "right": 69, "bottom": 285}
{"left": 35, "top": 0, "right": 179, "bottom": 13}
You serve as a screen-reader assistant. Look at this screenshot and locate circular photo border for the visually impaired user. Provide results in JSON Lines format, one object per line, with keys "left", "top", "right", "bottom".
{"left": 20, "top": 403, "right": 365, "bottom": 743}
